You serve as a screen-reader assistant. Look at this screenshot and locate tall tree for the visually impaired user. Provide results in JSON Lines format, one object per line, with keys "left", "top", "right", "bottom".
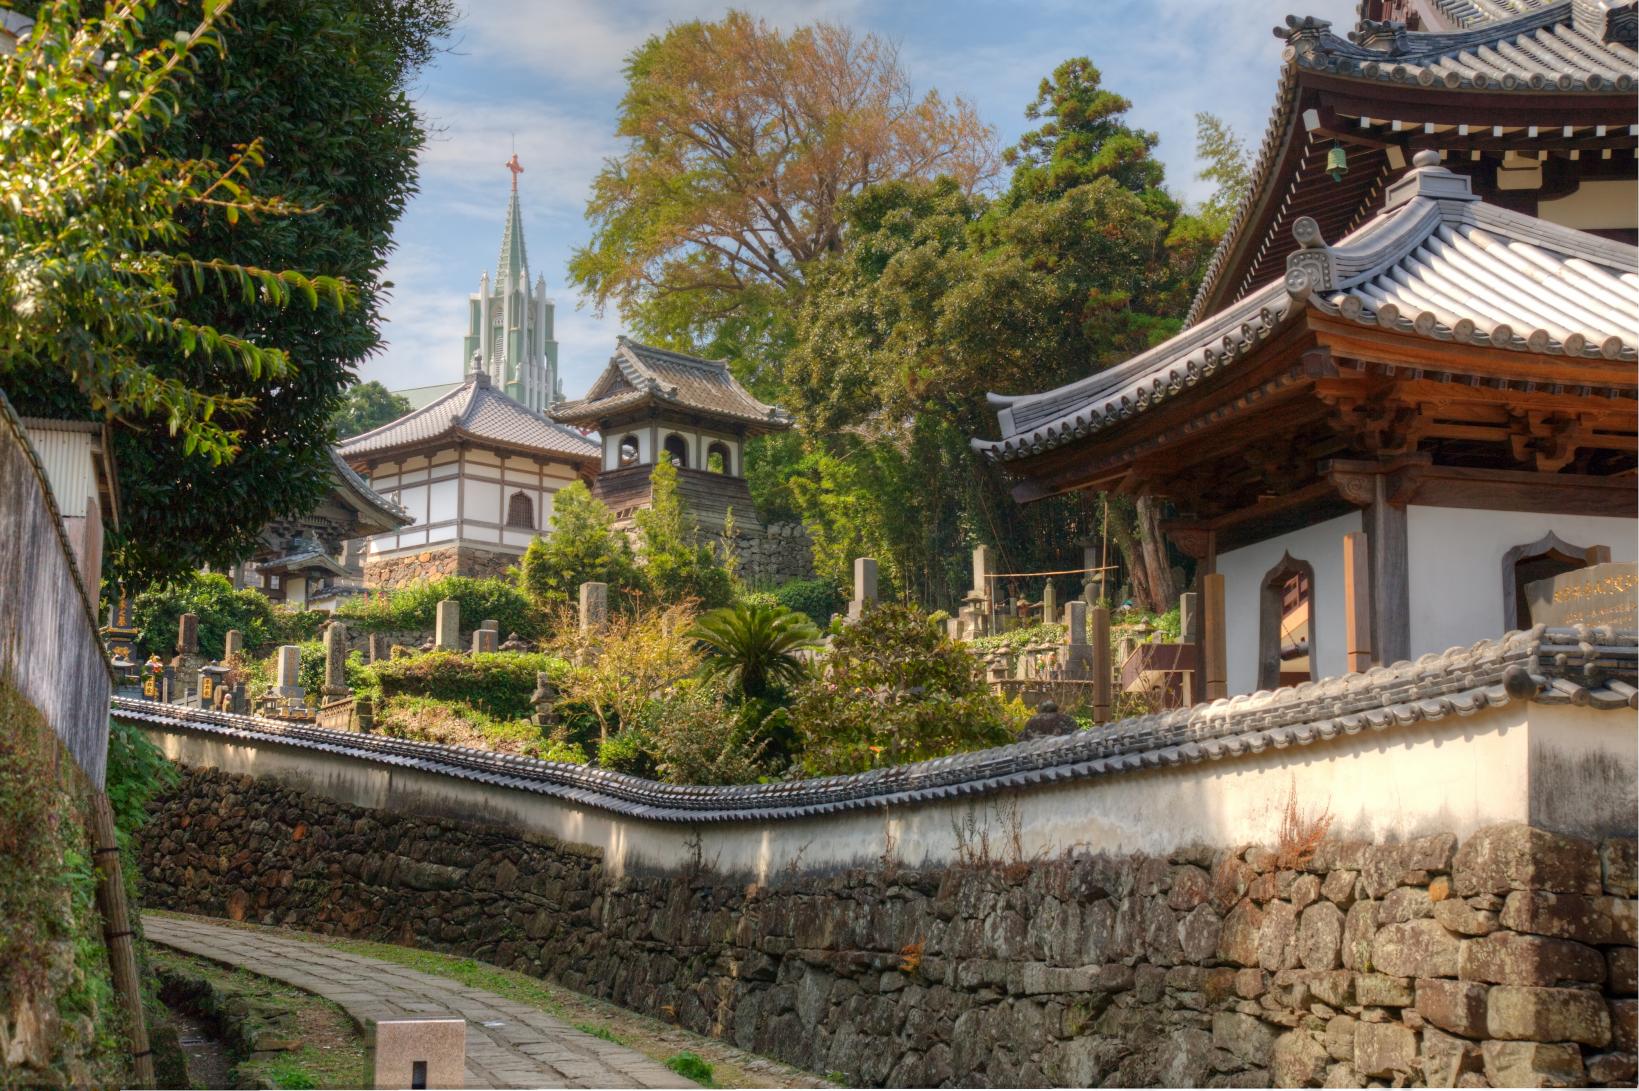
{"left": 1193, "top": 112, "right": 1252, "bottom": 228}
{"left": 5, "top": 0, "right": 453, "bottom": 585}
{"left": 569, "top": 10, "right": 996, "bottom": 371}
{"left": 331, "top": 381, "right": 411, "bottom": 439}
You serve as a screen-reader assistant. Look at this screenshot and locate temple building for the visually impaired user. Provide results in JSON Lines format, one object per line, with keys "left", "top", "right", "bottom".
{"left": 337, "top": 369, "right": 600, "bottom": 588}
{"left": 976, "top": 1, "right": 1636, "bottom": 698}
{"left": 550, "top": 337, "right": 794, "bottom": 534}
{"left": 233, "top": 450, "right": 411, "bottom": 610}
{"left": 394, "top": 155, "right": 563, "bottom": 413}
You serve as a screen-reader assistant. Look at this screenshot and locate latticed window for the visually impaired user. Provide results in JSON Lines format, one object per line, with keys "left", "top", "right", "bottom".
{"left": 506, "top": 490, "right": 534, "bottom": 529}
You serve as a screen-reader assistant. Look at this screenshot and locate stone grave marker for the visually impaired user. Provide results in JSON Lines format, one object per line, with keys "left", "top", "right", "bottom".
{"left": 471, "top": 628, "right": 498, "bottom": 655}
{"left": 847, "top": 557, "right": 878, "bottom": 620}
{"left": 322, "top": 622, "right": 349, "bottom": 699}
{"left": 481, "top": 618, "right": 499, "bottom": 633}
{"left": 223, "top": 629, "right": 243, "bottom": 661}
{"left": 273, "top": 645, "right": 304, "bottom": 700}
{"left": 579, "top": 582, "right": 608, "bottom": 632}
{"left": 367, "top": 633, "right": 384, "bottom": 664}
{"left": 434, "top": 599, "right": 460, "bottom": 651}
{"left": 1041, "top": 579, "right": 1057, "bottom": 625}
{"left": 176, "top": 612, "right": 199, "bottom": 655}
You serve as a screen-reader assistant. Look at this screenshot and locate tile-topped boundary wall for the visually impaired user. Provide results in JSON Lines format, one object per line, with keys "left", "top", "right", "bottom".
{"left": 138, "top": 766, "right": 1638, "bottom": 1088}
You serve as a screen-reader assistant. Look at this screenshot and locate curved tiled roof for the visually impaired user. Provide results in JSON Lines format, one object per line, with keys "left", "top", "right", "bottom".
{"left": 976, "top": 154, "right": 1637, "bottom": 463}
{"left": 552, "top": 337, "right": 793, "bottom": 433}
{"left": 1186, "top": 0, "right": 1637, "bottom": 325}
{"left": 326, "top": 448, "right": 410, "bottom": 531}
{"left": 337, "top": 371, "right": 599, "bottom": 464}
{"left": 110, "top": 625, "right": 1636, "bottom": 824}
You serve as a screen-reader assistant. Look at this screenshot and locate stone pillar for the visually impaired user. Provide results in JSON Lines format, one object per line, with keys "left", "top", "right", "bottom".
{"left": 177, "top": 612, "right": 199, "bottom": 656}
{"left": 481, "top": 618, "right": 499, "bottom": 633}
{"left": 472, "top": 628, "right": 498, "bottom": 655}
{"left": 1091, "top": 605, "right": 1111, "bottom": 724}
{"left": 273, "top": 644, "right": 304, "bottom": 700}
{"left": 322, "top": 622, "right": 349, "bottom": 700}
{"left": 579, "top": 582, "right": 608, "bottom": 633}
{"left": 972, "top": 545, "right": 992, "bottom": 600}
{"left": 367, "top": 633, "right": 384, "bottom": 665}
{"left": 1041, "top": 579, "right": 1057, "bottom": 626}
{"left": 1082, "top": 545, "right": 1101, "bottom": 606}
{"left": 434, "top": 599, "right": 460, "bottom": 651}
{"left": 847, "top": 557, "right": 878, "bottom": 620}
{"left": 1062, "top": 601, "right": 1091, "bottom": 679}
{"left": 223, "top": 629, "right": 243, "bottom": 661}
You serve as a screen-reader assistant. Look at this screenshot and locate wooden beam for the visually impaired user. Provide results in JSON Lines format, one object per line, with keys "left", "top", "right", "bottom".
{"left": 1091, "top": 604, "right": 1112, "bottom": 724}
{"left": 1365, "top": 475, "right": 1411, "bottom": 667}
{"left": 1202, "top": 575, "right": 1228, "bottom": 701}
{"left": 1344, "top": 531, "right": 1372, "bottom": 673}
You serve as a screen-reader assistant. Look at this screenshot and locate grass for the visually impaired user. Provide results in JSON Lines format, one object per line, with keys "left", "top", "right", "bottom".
{"left": 150, "top": 949, "right": 366, "bottom": 1090}
{"left": 668, "top": 1050, "right": 716, "bottom": 1086}
{"left": 148, "top": 911, "right": 831, "bottom": 1089}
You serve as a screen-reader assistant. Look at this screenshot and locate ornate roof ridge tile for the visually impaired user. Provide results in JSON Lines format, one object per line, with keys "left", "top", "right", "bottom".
{"left": 111, "top": 625, "right": 1635, "bottom": 824}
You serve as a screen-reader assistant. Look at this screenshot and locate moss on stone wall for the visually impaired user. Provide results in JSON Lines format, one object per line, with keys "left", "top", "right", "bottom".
{"left": 0, "top": 680, "right": 131, "bottom": 1088}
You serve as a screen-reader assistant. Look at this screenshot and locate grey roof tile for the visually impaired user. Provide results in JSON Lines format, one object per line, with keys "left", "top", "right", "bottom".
{"left": 111, "top": 625, "right": 1635, "bottom": 824}
{"left": 337, "top": 372, "right": 599, "bottom": 462}
{"left": 552, "top": 338, "right": 793, "bottom": 432}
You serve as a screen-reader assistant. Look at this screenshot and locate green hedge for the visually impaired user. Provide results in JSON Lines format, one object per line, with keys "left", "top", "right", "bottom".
{"left": 771, "top": 577, "right": 844, "bottom": 626}
{"left": 366, "top": 651, "right": 570, "bottom": 721}
{"left": 337, "top": 577, "right": 538, "bottom": 639}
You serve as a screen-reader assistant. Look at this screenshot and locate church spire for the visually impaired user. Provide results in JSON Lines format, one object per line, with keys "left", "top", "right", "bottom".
{"left": 497, "top": 154, "right": 529, "bottom": 286}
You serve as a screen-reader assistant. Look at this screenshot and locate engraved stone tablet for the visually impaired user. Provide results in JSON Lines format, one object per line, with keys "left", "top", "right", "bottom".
{"left": 367, "top": 1015, "right": 465, "bottom": 1090}
{"left": 1525, "top": 563, "right": 1637, "bottom": 629}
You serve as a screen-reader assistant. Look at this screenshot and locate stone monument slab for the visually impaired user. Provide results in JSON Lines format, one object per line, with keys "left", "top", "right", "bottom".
{"left": 366, "top": 1015, "right": 465, "bottom": 1090}
{"left": 1526, "top": 563, "right": 1637, "bottom": 629}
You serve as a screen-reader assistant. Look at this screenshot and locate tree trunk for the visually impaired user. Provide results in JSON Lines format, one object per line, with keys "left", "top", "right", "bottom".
{"left": 1136, "top": 495, "right": 1179, "bottom": 613}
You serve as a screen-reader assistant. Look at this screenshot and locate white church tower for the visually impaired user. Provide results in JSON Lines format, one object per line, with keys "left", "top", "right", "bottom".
{"left": 460, "top": 154, "right": 562, "bottom": 412}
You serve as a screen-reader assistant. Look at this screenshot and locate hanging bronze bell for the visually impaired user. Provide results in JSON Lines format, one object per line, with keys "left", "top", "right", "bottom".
{"left": 1326, "top": 141, "right": 1349, "bottom": 182}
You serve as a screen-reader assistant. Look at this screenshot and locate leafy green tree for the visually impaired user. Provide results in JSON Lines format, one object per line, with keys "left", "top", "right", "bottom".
{"left": 789, "top": 604, "right": 1020, "bottom": 775}
{"left": 131, "top": 572, "right": 281, "bottom": 660}
{"left": 1193, "top": 112, "right": 1252, "bottom": 228}
{"left": 1003, "top": 57, "right": 1165, "bottom": 202}
{"left": 688, "top": 603, "right": 819, "bottom": 700}
{"left": 337, "top": 576, "right": 539, "bottom": 639}
{"left": 517, "top": 481, "right": 646, "bottom": 609}
{"left": 569, "top": 10, "right": 995, "bottom": 371}
{"left": 5, "top": 0, "right": 452, "bottom": 585}
{"left": 331, "top": 381, "right": 411, "bottom": 439}
{"left": 635, "top": 460, "right": 734, "bottom": 609}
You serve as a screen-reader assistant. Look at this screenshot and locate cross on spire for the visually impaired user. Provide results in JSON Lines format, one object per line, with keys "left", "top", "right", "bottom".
{"left": 504, "top": 153, "right": 524, "bottom": 191}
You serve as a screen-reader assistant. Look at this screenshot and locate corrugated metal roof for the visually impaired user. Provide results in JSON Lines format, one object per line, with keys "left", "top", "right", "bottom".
{"left": 337, "top": 372, "right": 599, "bottom": 462}
{"left": 552, "top": 338, "right": 794, "bottom": 433}
{"left": 977, "top": 154, "right": 1638, "bottom": 461}
{"left": 19, "top": 419, "right": 98, "bottom": 519}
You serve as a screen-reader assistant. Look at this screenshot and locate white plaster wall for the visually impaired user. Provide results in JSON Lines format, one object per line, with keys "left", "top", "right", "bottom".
{"left": 1407, "top": 507, "right": 1637, "bottom": 657}
{"left": 1216, "top": 510, "right": 1362, "bottom": 696}
{"left": 144, "top": 697, "right": 1633, "bottom": 883}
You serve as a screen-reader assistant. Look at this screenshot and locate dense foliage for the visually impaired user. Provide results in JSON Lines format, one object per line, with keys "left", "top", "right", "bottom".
{"left": 331, "top": 381, "right": 411, "bottom": 439}
{"left": 790, "top": 604, "right": 1022, "bottom": 775}
{"left": 516, "top": 481, "right": 645, "bottom": 609}
{"left": 770, "top": 577, "right": 845, "bottom": 626}
{"left": 337, "top": 577, "right": 538, "bottom": 640}
{"left": 367, "top": 651, "right": 569, "bottom": 721}
{"left": 633, "top": 460, "right": 734, "bottom": 610}
{"left": 3, "top": 0, "right": 451, "bottom": 584}
{"left": 132, "top": 572, "right": 282, "bottom": 659}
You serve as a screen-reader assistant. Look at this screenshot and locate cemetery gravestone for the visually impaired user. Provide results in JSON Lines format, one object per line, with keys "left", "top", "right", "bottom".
{"left": 223, "top": 629, "right": 243, "bottom": 661}
{"left": 435, "top": 599, "right": 460, "bottom": 651}
{"left": 273, "top": 645, "right": 304, "bottom": 700}
{"left": 848, "top": 557, "right": 878, "bottom": 620}
{"left": 322, "top": 622, "right": 349, "bottom": 699}
{"left": 471, "top": 629, "right": 498, "bottom": 655}
{"left": 579, "top": 582, "right": 608, "bottom": 632}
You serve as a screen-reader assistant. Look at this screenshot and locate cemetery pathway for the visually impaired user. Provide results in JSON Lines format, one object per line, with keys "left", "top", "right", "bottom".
{"left": 144, "top": 913, "right": 695, "bottom": 1089}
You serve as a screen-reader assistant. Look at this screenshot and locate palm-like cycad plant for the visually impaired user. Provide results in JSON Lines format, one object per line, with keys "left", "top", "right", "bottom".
{"left": 688, "top": 602, "right": 822, "bottom": 699}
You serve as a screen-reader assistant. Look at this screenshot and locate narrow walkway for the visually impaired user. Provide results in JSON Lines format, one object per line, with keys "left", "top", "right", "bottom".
{"left": 145, "top": 914, "right": 693, "bottom": 1090}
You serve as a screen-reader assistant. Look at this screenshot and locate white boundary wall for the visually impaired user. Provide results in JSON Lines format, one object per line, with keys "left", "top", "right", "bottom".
{"left": 141, "top": 699, "right": 1635, "bottom": 883}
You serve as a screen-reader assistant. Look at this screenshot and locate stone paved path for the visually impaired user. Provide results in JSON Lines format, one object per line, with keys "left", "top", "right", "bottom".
{"left": 145, "top": 914, "right": 694, "bottom": 1090}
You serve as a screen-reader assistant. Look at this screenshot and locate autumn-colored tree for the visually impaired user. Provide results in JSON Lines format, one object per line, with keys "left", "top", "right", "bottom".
{"left": 569, "top": 10, "right": 997, "bottom": 364}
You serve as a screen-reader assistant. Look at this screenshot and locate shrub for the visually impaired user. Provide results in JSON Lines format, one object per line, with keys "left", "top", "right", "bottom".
{"left": 131, "top": 572, "right": 281, "bottom": 658}
{"left": 644, "top": 676, "right": 768, "bottom": 785}
{"left": 970, "top": 622, "right": 1065, "bottom": 656}
{"left": 635, "top": 459, "right": 733, "bottom": 609}
{"left": 337, "top": 576, "right": 538, "bottom": 639}
{"left": 665, "top": 1051, "right": 714, "bottom": 1087}
{"left": 516, "top": 481, "right": 646, "bottom": 609}
{"left": 550, "top": 602, "right": 701, "bottom": 745}
{"left": 771, "top": 577, "right": 844, "bottom": 626}
{"left": 790, "top": 603, "right": 1022, "bottom": 776}
{"left": 688, "top": 603, "right": 819, "bottom": 700}
{"left": 366, "top": 651, "right": 570, "bottom": 721}
{"left": 373, "top": 695, "right": 584, "bottom": 762}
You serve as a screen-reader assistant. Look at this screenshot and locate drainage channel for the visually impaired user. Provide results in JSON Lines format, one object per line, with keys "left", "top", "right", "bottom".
{"left": 168, "top": 1005, "right": 235, "bottom": 1089}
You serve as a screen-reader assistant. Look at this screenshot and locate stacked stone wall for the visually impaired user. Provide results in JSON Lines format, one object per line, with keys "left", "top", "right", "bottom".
{"left": 362, "top": 544, "right": 517, "bottom": 589}
{"left": 732, "top": 521, "right": 815, "bottom": 586}
{"left": 139, "top": 767, "right": 1638, "bottom": 1088}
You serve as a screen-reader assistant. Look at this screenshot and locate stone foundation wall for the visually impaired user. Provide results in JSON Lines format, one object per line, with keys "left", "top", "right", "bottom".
{"left": 139, "top": 766, "right": 1638, "bottom": 1088}
{"left": 732, "top": 521, "right": 814, "bottom": 586}
{"left": 363, "top": 544, "right": 518, "bottom": 590}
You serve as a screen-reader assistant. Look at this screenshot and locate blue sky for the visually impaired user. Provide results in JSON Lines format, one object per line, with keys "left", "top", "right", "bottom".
{"left": 364, "top": 0, "right": 1356, "bottom": 398}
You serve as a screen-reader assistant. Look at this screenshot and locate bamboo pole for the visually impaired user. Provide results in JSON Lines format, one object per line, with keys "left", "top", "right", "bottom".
{"left": 90, "top": 793, "right": 154, "bottom": 1090}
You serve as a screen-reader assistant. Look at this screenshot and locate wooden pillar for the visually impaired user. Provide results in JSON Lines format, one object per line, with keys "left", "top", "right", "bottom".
{"left": 1365, "top": 477, "right": 1410, "bottom": 666}
{"left": 1202, "top": 573, "right": 1228, "bottom": 701}
{"left": 1343, "top": 531, "right": 1372, "bottom": 673}
{"left": 1091, "top": 604, "right": 1111, "bottom": 724}
{"left": 1587, "top": 544, "right": 1613, "bottom": 565}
